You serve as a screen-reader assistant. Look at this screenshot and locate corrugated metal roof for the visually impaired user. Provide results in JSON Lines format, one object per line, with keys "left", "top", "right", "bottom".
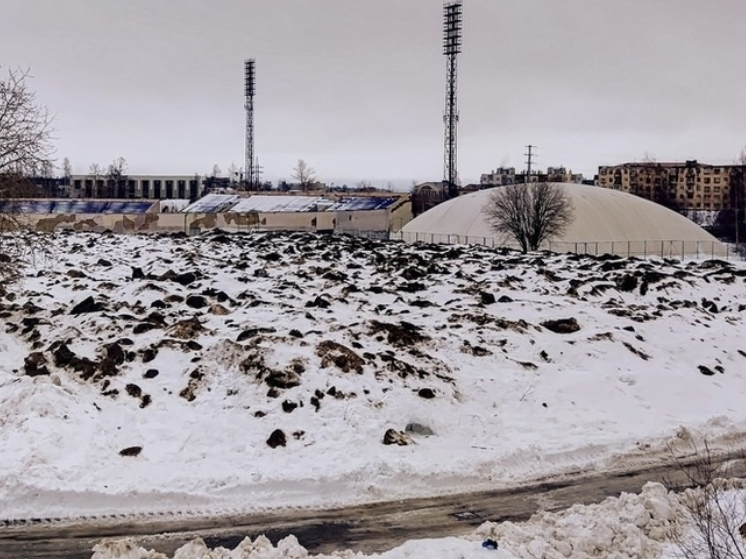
{"left": 229, "top": 196, "right": 329, "bottom": 213}
{"left": 220, "top": 195, "right": 399, "bottom": 213}
{"left": 0, "top": 200, "right": 155, "bottom": 214}
{"left": 183, "top": 194, "right": 241, "bottom": 213}
{"left": 327, "top": 197, "right": 399, "bottom": 211}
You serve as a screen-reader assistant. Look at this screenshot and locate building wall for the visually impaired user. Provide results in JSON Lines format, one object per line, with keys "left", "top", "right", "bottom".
{"left": 69, "top": 175, "right": 205, "bottom": 200}
{"left": 597, "top": 161, "right": 742, "bottom": 211}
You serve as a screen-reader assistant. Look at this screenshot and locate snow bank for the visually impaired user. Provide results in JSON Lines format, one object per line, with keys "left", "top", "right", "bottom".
{"left": 90, "top": 483, "right": 712, "bottom": 559}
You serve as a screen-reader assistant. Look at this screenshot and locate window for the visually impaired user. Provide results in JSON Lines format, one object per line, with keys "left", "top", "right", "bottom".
{"left": 165, "top": 180, "right": 174, "bottom": 199}
{"left": 141, "top": 180, "right": 150, "bottom": 197}
{"left": 177, "top": 180, "right": 186, "bottom": 198}
{"left": 714, "top": 178, "right": 721, "bottom": 184}
{"left": 153, "top": 180, "right": 162, "bottom": 199}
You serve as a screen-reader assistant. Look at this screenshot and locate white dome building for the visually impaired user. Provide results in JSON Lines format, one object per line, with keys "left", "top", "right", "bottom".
{"left": 398, "top": 184, "right": 728, "bottom": 258}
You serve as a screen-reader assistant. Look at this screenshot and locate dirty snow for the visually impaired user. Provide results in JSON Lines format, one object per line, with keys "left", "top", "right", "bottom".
{"left": 90, "top": 482, "right": 746, "bottom": 559}
{"left": 1, "top": 230, "right": 746, "bottom": 520}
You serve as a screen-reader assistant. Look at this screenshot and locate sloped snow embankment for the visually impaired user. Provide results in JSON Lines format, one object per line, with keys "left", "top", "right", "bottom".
{"left": 91, "top": 483, "right": 746, "bottom": 559}
{"left": 1, "top": 231, "right": 746, "bottom": 519}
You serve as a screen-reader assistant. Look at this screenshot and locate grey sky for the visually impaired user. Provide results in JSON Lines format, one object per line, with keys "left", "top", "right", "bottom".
{"left": 2, "top": 0, "right": 745, "bottom": 186}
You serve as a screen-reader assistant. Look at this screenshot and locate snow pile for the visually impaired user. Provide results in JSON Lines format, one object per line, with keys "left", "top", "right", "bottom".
{"left": 1, "top": 231, "right": 746, "bottom": 519}
{"left": 477, "top": 482, "right": 681, "bottom": 559}
{"left": 89, "top": 483, "right": 700, "bottom": 559}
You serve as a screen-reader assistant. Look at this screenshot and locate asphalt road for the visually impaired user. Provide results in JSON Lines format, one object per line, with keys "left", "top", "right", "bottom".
{"left": 1, "top": 452, "right": 745, "bottom": 559}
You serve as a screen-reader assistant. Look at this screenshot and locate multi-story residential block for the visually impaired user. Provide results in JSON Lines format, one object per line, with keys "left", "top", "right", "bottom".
{"left": 597, "top": 161, "right": 744, "bottom": 212}
{"left": 480, "top": 167, "right": 517, "bottom": 186}
{"left": 480, "top": 166, "right": 583, "bottom": 187}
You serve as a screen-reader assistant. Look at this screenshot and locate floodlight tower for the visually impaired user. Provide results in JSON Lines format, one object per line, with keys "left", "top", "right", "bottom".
{"left": 443, "top": 0, "right": 463, "bottom": 200}
{"left": 244, "top": 59, "right": 256, "bottom": 190}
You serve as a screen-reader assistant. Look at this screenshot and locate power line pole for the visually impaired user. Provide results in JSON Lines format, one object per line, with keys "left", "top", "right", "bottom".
{"left": 525, "top": 145, "right": 536, "bottom": 183}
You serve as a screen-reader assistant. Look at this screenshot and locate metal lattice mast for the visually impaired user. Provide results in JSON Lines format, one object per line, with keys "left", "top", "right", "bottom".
{"left": 443, "top": 1, "right": 463, "bottom": 200}
{"left": 525, "top": 145, "right": 536, "bottom": 183}
{"left": 244, "top": 59, "right": 256, "bottom": 190}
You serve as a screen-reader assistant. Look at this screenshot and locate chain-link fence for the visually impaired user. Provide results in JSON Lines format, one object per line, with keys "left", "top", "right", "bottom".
{"left": 387, "top": 231, "right": 739, "bottom": 260}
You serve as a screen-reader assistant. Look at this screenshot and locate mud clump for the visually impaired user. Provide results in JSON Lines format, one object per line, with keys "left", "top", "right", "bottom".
{"left": 70, "top": 296, "right": 105, "bottom": 315}
{"left": 383, "top": 429, "right": 413, "bottom": 446}
{"left": 369, "top": 320, "right": 430, "bottom": 348}
{"left": 119, "top": 446, "right": 142, "bottom": 457}
{"left": 316, "top": 341, "right": 364, "bottom": 374}
{"left": 169, "top": 317, "right": 204, "bottom": 340}
{"left": 266, "top": 429, "right": 287, "bottom": 449}
{"left": 541, "top": 317, "right": 581, "bottom": 334}
{"left": 24, "top": 352, "right": 50, "bottom": 377}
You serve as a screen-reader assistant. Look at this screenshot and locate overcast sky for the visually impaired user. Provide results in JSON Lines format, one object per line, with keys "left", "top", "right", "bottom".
{"left": 2, "top": 0, "right": 746, "bottom": 186}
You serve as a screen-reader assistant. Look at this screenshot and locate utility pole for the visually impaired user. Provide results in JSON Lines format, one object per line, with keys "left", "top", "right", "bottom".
{"left": 525, "top": 145, "right": 536, "bottom": 183}
{"left": 736, "top": 207, "right": 739, "bottom": 247}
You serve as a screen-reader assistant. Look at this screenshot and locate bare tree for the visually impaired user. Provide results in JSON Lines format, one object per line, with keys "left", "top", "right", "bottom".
{"left": 292, "top": 159, "right": 317, "bottom": 191}
{"left": 62, "top": 156, "right": 72, "bottom": 178}
{"left": 0, "top": 66, "right": 54, "bottom": 283}
{"left": 106, "top": 157, "right": 128, "bottom": 198}
{"left": 0, "top": 67, "right": 54, "bottom": 177}
{"left": 667, "top": 442, "right": 746, "bottom": 559}
{"left": 88, "top": 163, "right": 102, "bottom": 198}
{"left": 227, "top": 162, "right": 240, "bottom": 186}
{"left": 211, "top": 164, "right": 222, "bottom": 178}
{"left": 356, "top": 179, "right": 373, "bottom": 191}
{"left": 483, "top": 182, "right": 575, "bottom": 253}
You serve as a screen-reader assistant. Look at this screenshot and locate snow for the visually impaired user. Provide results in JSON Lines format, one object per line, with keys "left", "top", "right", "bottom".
{"left": 1, "top": 231, "right": 746, "bottom": 522}
{"left": 89, "top": 483, "right": 746, "bottom": 559}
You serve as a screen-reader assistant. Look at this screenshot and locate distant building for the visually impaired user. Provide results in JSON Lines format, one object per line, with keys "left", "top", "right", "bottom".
{"left": 69, "top": 174, "right": 205, "bottom": 200}
{"left": 596, "top": 161, "right": 745, "bottom": 212}
{"left": 480, "top": 166, "right": 583, "bottom": 187}
{"left": 411, "top": 182, "right": 446, "bottom": 216}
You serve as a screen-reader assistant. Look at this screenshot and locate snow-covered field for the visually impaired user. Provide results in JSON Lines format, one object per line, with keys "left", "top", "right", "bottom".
{"left": 1, "top": 230, "right": 746, "bottom": 521}
{"left": 90, "top": 482, "right": 746, "bottom": 559}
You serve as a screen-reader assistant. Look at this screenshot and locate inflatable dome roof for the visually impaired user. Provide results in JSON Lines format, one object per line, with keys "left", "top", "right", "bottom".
{"left": 400, "top": 184, "right": 727, "bottom": 258}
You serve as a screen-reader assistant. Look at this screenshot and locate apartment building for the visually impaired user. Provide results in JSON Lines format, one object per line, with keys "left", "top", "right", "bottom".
{"left": 480, "top": 166, "right": 583, "bottom": 187}
{"left": 597, "top": 161, "right": 743, "bottom": 211}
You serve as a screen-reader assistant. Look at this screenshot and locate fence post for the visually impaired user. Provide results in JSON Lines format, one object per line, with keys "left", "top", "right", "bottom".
{"left": 611, "top": 241, "right": 615, "bottom": 255}
{"left": 627, "top": 241, "right": 630, "bottom": 258}
{"left": 643, "top": 240, "right": 647, "bottom": 259}
{"left": 696, "top": 241, "right": 699, "bottom": 259}
{"left": 682, "top": 241, "right": 684, "bottom": 259}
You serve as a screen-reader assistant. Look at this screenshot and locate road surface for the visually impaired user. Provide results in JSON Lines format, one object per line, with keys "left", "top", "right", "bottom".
{"left": 1, "top": 452, "right": 744, "bottom": 559}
